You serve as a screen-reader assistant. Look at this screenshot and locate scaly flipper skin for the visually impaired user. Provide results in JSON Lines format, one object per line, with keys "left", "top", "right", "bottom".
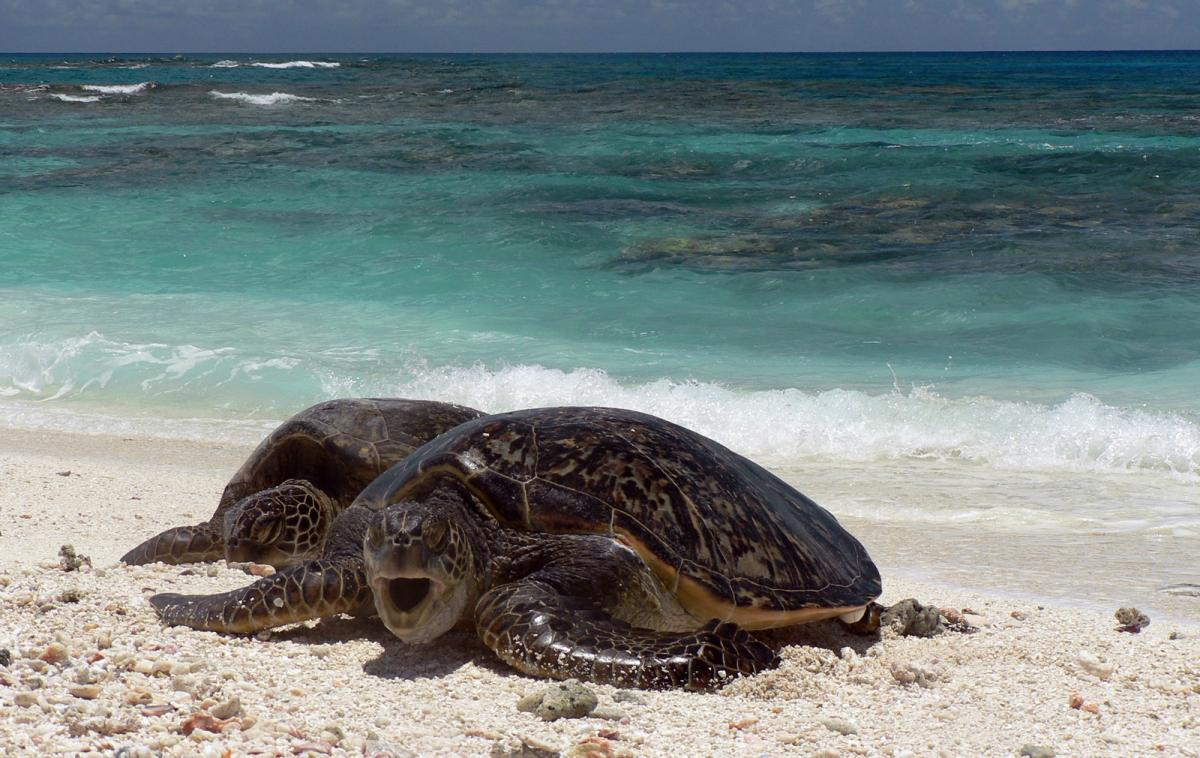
{"left": 149, "top": 557, "right": 371, "bottom": 633}
{"left": 475, "top": 566, "right": 779, "bottom": 691}
{"left": 120, "top": 525, "right": 223, "bottom": 566}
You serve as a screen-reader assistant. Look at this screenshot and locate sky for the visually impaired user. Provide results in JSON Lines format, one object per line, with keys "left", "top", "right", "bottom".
{"left": 1, "top": 0, "right": 1197, "bottom": 53}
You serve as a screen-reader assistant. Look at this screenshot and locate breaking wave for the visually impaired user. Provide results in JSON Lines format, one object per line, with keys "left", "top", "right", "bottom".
{"left": 252, "top": 61, "right": 340, "bottom": 69}
{"left": 211, "top": 60, "right": 340, "bottom": 69}
{"left": 49, "top": 93, "right": 101, "bottom": 103}
{"left": 1, "top": 333, "right": 1197, "bottom": 479}
{"left": 80, "top": 82, "right": 154, "bottom": 94}
{"left": 209, "top": 90, "right": 315, "bottom": 105}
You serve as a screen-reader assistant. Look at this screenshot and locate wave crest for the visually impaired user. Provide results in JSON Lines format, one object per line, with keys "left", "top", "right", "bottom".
{"left": 211, "top": 60, "right": 340, "bottom": 69}
{"left": 49, "top": 93, "right": 100, "bottom": 103}
{"left": 81, "top": 82, "right": 154, "bottom": 94}
{"left": 1, "top": 333, "right": 1196, "bottom": 479}
{"left": 209, "top": 90, "right": 315, "bottom": 105}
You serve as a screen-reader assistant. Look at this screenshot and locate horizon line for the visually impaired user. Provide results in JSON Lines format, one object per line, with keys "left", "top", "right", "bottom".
{"left": 3, "top": 47, "right": 1199, "bottom": 56}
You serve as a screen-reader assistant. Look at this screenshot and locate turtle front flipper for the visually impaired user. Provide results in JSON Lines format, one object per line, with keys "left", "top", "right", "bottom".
{"left": 149, "top": 557, "right": 372, "bottom": 633}
{"left": 475, "top": 574, "right": 779, "bottom": 691}
{"left": 121, "top": 524, "right": 223, "bottom": 565}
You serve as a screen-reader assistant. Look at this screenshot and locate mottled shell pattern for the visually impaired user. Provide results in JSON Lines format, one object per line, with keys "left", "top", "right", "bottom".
{"left": 355, "top": 406, "right": 881, "bottom": 627}
{"left": 216, "top": 398, "right": 484, "bottom": 518}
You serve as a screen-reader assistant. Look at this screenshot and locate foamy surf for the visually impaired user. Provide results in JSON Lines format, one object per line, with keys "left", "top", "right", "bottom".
{"left": 211, "top": 60, "right": 340, "bottom": 69}
{"left": 49, "top": 93, "right": 101, "bottom": 103}
{"left": 252, "top": 61, "right": 340, "bottom": 69}
{"left": 209, "top": 90, "right": 315, "bottom": 105}
{"left": 81, "top": 82, "right": 154, "bottom": 94}
{"left": 2, "top": 333, "right": 1197, "bottom": 480}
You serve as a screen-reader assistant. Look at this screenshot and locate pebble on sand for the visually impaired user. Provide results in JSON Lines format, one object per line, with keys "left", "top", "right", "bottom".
{"left": 881, "top": 598, "right": 943, "bottom": 637}
{"left": 1115, "top": 607, "right": 1150, "bottom": 633}
{"left": 39, "top": 642, "right": 70, "bottom": 664}
{"left": 820, "top": 716, "right": 859, "bottom": 735}
{"left": 516, "top": 680, "right": 599, "bottom": 721}
{"left": 57, "top": 544, "right": 91, "bottom": 572}
{"left": 1076, "top": 650, "right": 1115, "bottom": 680}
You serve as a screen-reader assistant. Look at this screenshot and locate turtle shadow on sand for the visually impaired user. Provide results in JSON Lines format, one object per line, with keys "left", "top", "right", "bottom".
{"left": 361, "top": 629, "right": 482, "bottom": 682}
{"left": 265, "top": 613, "right": 384, "bottom": 646}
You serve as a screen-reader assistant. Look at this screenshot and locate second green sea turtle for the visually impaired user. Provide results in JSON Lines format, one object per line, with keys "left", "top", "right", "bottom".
{"left": 121, "top": 398, "right": 482, "bottom": 567}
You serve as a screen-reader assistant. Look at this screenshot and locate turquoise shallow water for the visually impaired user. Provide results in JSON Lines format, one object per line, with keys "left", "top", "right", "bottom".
{"left": 1, "top": 52, "right": 1199, "bottom": 490}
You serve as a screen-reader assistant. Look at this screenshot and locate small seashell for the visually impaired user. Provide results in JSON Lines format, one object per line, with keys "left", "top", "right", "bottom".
{"left": 69, "top": 684, "right": 102, "bottom": 699}
{"left": 124, "top": 689, "right": 153, "bottom": 706}
{"left": 568, "top": 736, "right": 614, "bottom": 758}
{"left": 247, "top": 563, "right": 276, "bottom": 577}
{"left": 180, "top": 712, "right": 235, "bottom": 735}
{"left": 210, "top": 696, "right": 241, "bottom": 720}
{"left": 133, "top": 659, "right": 155, "bottom": 675}
{"left": 140, "top": 703, "right": 175, "bottom": 717}
{"left": 1069, "top": 692, "right": 1084, "bottom": 709}
{"left": 1076, "top": 650, "right": 1115, "bottom": 680}
{"left": 1082, "top": 703, "right": 1100, "bottom": 714}
{"left": 13, "top": 692, "right": 39, "bottom": 708}
{"left": 820, "top": 716, "right": 859, "bottom": 735}
{"left": 39, "top": 642, "right": 69, "bottom": 664}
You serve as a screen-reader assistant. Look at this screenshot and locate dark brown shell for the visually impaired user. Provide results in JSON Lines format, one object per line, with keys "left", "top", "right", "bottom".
{"left": 356, "top": 406, "right": 880, "bottom": 620}
{"left": 214, "top": 398, "right": 483, "bottom": 521}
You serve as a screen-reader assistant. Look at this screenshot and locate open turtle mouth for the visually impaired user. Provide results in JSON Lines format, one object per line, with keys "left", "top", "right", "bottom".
{"left": 387, "top": 577, "right": 432, "bottom": 613}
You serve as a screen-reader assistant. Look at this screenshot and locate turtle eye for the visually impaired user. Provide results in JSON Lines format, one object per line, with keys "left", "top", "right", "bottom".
{"left": 422, "top": 518, "right": 448, "bottom": 552}
{"left": 251, "top": 517, "right": 282, "bottom": 545}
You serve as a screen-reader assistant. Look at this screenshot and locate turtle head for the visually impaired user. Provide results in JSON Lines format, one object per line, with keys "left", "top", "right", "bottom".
{"left": 363, "top": 491, "right": 480, "bottom": 645}
{"left": 222, "top": 479, "right": 335, "bottom": 567}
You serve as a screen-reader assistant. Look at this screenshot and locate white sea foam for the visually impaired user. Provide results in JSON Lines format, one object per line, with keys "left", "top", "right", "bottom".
{"left": 251, "top": 61, "right": 340, "bottom": 69}
{"left": 209, "top": 90, "right": 315, "bottom": 106}
{"left": 49, "top": 94, "right": 101, "bottom": 103}
{"left": 2, "top": 333, "right": 1197, "bottom": 481}
{"left": 81, "top": 82, "right": 153, "bottom": 94}
{"left": 212, "top": 60, "right": 241, "bottom": 68}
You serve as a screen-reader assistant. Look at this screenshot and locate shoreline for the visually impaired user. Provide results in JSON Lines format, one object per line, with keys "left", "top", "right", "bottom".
{"left": 4, "top": 424, "right": 1195, "bottom": 623}
{"left": 1, "top": 425, "right": 1198, "bottom": 755}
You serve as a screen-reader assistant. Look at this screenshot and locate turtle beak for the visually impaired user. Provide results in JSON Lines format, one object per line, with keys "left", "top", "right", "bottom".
{"left": 364, "top": 537, "right": 449, "bottom": 642}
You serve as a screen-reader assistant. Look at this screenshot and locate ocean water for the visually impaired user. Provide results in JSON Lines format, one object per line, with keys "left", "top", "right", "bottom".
{"left": 1, "top": 52, "right": 1198, "bottom": 608}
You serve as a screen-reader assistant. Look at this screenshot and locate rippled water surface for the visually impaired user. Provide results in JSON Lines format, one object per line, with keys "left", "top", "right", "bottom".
{"left": 2, "top": 54, "right": 1199, "bottom": 546}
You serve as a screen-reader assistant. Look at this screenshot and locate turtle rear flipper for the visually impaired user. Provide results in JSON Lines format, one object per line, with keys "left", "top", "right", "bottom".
{"left": 150, "top": 557, "right": 371, "bottom": 633}
{"left": 475, "top": 563, "right": 779, "bottom": 691}
{"left": 121, "top": 525, "right": 223, "bottom": 565}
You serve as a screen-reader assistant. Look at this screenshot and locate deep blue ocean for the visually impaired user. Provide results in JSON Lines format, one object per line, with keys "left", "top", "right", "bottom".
{"left": 2, "top": 52, "right": 1198, "bottom": 495}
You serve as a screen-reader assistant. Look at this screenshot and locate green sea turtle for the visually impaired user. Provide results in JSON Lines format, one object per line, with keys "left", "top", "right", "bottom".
{"left": 149, "top": 406, "right": 880, "bottom": 690}
{"left": 121, "top": 398, "right": 483, "bottom": 567}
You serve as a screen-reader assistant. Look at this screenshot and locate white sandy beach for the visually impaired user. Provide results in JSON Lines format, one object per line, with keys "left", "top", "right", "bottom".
{"left": 1, "top": 426, "right": 1197, "bottom": 756}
